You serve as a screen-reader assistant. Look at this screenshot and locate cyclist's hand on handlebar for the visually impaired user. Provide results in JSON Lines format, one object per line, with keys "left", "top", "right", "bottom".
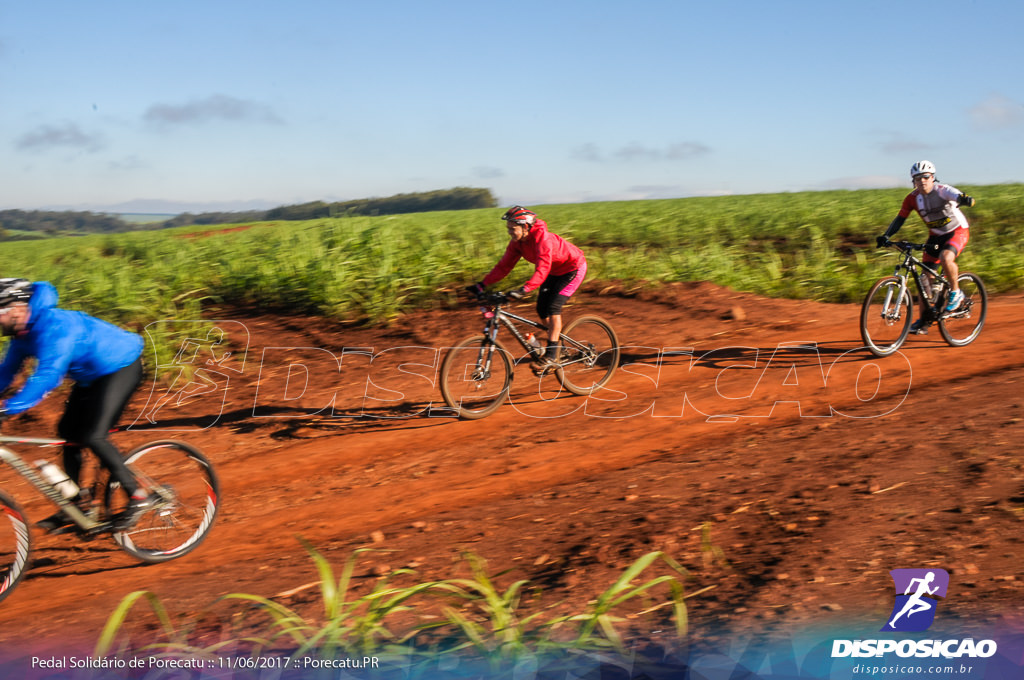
{"left": 876, "top": 235, "right": 891, "bottom": 248}
{"left": 957, "top": 193, "right": 976, "bottom": 208}
{"left": 465, "top": 282, "right": 485, "bottom": 301}
{"left": 506, "top": 286, "right": 526, "bottom": 300}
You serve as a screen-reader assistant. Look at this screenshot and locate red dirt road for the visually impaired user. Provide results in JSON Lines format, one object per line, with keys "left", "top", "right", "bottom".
{"left": 1, "top": 284, "right": 1022, "bottom": 654}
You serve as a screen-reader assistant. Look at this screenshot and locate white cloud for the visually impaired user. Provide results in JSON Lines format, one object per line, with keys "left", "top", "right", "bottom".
{"left": 472, "top": 166, "right": 505, "bottom": 179}
{"left": 14, "top": 122, "right": 105, "bottom": 152}
{"left": 144, "top": 94, "right": 283, "bottom": 127}
{"left": 571, "top": 141, "right": 711, "bottom": 163}
{"left": 877, "top": 135, "right": 933, "bottom": 155}
{"left": 969, "top": 93, "right": 1024, "bottom": 130}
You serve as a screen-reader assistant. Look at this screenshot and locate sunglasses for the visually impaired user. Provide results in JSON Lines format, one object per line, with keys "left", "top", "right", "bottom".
{"left": 913, "top": 174, "right": 934, "bottom": 181}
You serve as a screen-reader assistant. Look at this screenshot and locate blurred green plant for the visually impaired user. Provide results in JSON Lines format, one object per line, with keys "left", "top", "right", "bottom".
{"left": 94, "top": 541, "right": 705, "bottom": 669}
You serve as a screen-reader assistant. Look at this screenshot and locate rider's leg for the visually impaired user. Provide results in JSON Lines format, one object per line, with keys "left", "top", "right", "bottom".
{"left": 545, "top": 314, "right": 562, "bottom": 347}
{"left": 57, "top": 358, "right": 144, "bottom": 496}
{"left": 61, "top": 446, "right": 84, "bottom": 486}
{"left": 539, "top": 266, "right": 585, "bottom": 361}
{"left": 538, "top": 303, "right": 567, "bottom": 362}
{"left": 37, "top": 359, "right": 144, "bottom": 532}
{"left": 937, "top": 227, "right": 969, "bottom": 294}
{"left": 940, "top": 248, "right": 960, "bottom": 292}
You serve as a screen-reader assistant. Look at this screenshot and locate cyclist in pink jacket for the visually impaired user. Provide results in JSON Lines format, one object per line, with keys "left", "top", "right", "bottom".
{"left": 468, "top": 206, "right": 587, "bottom": 372}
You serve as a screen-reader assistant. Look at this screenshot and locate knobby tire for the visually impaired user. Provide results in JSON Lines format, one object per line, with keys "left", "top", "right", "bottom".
{"left": 860, "top": 276, "right": 913, "bottom": 357}
{"left": 937, "top": 272, "right": 987, "bottom": 347}
{"left": 439, "top": 336, "right": 514, "bottom": 420}
{"left": 107, "top": 440, "right": 219, "bottom": 564}
{"left": 0, "top": 490, "right": 31, "bottom": 604}
{"left": 556, "top": 316, "right": 621, "bottom": 396}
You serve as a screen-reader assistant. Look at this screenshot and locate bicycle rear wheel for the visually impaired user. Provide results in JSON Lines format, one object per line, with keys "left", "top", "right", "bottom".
{"left": 0, "top": 490, "right": 31, "bottom": 604}
{"left": 107, "top": 440, "right": 219, "bottom": 564}
{"left": 860, "top": 276, "right": 913, "bottom": 357}
{"left": 937, "top": 272, "right": 987, "bottom": 347}
{"left": 556, "top": 316, "right": 620, "bottom": 396}
{"left": 439, "top": 336, "right": 514, "bottom": 419}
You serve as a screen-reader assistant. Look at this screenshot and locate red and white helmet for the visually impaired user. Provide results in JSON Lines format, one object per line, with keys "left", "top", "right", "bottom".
{"left": 501, "top": 205, "right": 537, "bottom": 228}
{"left": 910, "top": 160, "right": 936, "bottom": 177}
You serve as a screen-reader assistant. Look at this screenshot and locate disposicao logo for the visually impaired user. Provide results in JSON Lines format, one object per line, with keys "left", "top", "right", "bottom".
{"left": 831, "top": 567, "right": 998, "bottom": 659}
{"left": 882, "top": 568, "right": 949, "bottom": 632}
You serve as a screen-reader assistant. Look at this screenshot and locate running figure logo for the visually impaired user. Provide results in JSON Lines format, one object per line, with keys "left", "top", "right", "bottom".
{"left": 882, "top": 568, "right": 949, "bottom": 632}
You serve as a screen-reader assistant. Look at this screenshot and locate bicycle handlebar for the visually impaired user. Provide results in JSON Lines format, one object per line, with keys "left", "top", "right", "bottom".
{"left": 884, "top": 240, "right": 925, "bottom": 252}
{"left": 470, "top": 291, "right": 510, "bottom": 306}
{"left": 482, "top": 292, "right": 509, "bottom": 305}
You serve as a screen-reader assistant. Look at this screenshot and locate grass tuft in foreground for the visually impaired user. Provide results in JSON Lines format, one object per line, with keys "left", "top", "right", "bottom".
{"left": 94, "top": 540, "right": 710, "bottom": 671}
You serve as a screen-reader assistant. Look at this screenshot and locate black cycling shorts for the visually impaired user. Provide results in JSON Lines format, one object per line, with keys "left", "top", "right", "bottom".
{"left": 536, "top": 270, "right": 579, "bottom": 318}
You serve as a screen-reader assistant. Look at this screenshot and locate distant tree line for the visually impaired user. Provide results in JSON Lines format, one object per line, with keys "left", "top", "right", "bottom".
{"left": 0, "top": 209, "right": 133, "bottom": 240}
{"left": 262, "top": 187, "right": 497, "bottom": 221}
{"left": 157, "top": 210, "right": 268, "bottom": 229}
{"left": 1, "top": 187, "right": 498, "bottom": 239}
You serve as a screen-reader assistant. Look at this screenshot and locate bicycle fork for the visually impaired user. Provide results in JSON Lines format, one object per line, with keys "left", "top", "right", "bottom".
{"left": 467, "top": 319, "right": 502, "bottom": 383}
{"left": 881, "top": 274, "right": 909, "bottom": 323}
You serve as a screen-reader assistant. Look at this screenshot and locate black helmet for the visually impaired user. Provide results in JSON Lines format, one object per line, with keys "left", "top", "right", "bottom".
{"left": 501, "top": 205, "right": 537, "bottom": 228}
{"left": 0, "top": 278, "right": 32, "bottom": 307}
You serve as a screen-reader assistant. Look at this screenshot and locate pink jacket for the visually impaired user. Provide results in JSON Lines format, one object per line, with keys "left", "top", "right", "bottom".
{"left": 482, "top": 219, "right": 586, "bottom": 292}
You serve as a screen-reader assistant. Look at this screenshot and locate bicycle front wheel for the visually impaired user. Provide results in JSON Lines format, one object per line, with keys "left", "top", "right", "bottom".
{"left": 860, "top": 276, "right": 913, "bottom": 357}
{"left": 439, "top": 336, "right": 514, "bottom": 419}
{"left": 0, "top": 491, "right": 31, "bottom": 604}
{"left": 938, "top": 272, "right": 987, "bottom": 347}
{"left": 557, "top": 316, "right": 620, "bottom": 396}
{"left": 107, "top": 440, "right": 219, "bottom": 564}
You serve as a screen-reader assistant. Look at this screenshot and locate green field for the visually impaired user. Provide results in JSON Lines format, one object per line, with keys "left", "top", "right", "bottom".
{"left": 2, "top": 185, "right": 1022, "bottom": 333}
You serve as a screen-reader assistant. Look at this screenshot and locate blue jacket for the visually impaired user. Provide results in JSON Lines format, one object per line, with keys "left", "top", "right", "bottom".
{"left": 0, "top": 282, "right": 144, "bottom": 415}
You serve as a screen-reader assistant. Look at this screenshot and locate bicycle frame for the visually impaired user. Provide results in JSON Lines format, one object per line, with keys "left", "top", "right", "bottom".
{"left": 0, "top": 435, "right": 111, "bottom": 534}
{"left": 885, "top": 242, "right": 952, "bottom": 322}
{"left": 476, "top": 294, "right": 600, "bottom": 369}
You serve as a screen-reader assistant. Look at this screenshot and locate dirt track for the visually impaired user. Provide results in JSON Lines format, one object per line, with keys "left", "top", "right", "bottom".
{"left": 1, "top": 284, "right": 1022, "bottom": 655}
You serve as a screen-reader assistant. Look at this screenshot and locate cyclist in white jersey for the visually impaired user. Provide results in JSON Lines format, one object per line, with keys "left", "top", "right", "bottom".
{"left": 877, "top": 160, "right": 976, "bottom": 334}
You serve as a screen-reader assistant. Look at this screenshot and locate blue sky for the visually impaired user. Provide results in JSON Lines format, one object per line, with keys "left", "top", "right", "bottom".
{"left": 3, "top": 1, "right": 1023, "bottom": 213}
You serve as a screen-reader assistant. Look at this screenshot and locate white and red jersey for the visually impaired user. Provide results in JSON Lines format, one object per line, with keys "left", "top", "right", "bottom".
{"left": 897, "top": 183, "right": 970, "bottom": 235}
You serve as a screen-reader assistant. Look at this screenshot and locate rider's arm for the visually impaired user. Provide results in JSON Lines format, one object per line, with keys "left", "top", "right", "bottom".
{"left": 887, "top": 193, "right": 920, "bottom": 236}
{"left": 883, "top": 215, "right": 906, "bottom": 239}
{"left": 0, "top": 343, "right": 27, "bottom": 396}
{"left": 881, "top": 192, "right": 918, "bottom": 241}
{"left": 957, "top": 193, "right": 976, "bottom": 208}
{"left": 481, "top": 242, "right": 522, "bottom": 287}
{"left": 1, "top": 326, "right": 75, "bottom": 415}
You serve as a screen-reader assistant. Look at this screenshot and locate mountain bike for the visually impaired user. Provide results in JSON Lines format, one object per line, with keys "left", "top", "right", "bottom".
{"left": 860, "top": 240, "right": 987, "bottom": 357}
{"left": 0, "top": 432, "right": 220, "bottom": 604}
{"left": 439, "top": 292, "right": 620, "bottom": 419}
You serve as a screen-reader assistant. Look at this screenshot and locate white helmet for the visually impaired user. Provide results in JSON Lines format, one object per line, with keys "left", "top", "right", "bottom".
{"left": 910, "top": 160, "right": 936, "bottom": 177}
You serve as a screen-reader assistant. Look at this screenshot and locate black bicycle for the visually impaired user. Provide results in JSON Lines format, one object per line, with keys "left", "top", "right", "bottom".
{"left": 860, "top": 240, "right": 987, "bottom": 357}
{"left": 0, "top": 432, "right": 220, "bottom": 604}
{"left": 439, "top": 292, "right": 620, "bottom": 419}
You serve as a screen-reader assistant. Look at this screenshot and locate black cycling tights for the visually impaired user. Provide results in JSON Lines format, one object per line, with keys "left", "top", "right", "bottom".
{"left": 57, "top": 358, "right": 144, "bottom": 497}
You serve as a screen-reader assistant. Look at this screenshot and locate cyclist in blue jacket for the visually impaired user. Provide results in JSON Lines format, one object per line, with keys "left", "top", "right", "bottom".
{"left": 0, "top": 278, "right": 157, "bottom": 532}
